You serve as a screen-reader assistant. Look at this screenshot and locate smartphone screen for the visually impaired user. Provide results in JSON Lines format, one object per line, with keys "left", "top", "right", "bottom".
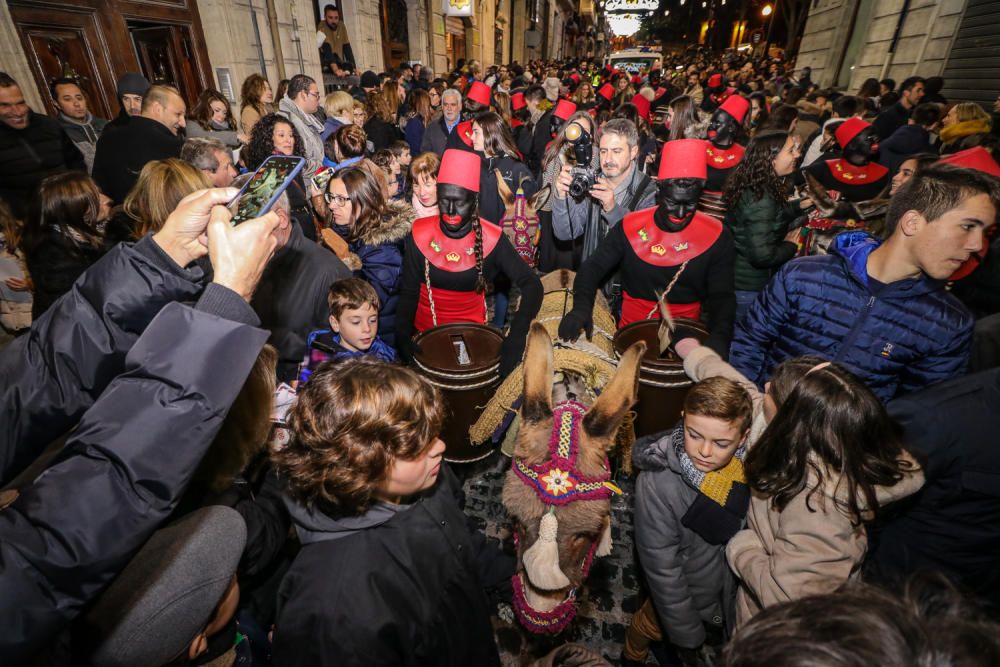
{"left": 229, "top": 155, "right": 306, "bottom": 225}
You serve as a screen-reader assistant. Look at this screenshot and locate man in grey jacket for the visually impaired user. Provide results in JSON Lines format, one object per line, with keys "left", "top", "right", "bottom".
{"left": 551, "top": 118, "right": 656, "bottom": 271}
{"left": 277, "top": 74, "right": 326, "bottom": 175}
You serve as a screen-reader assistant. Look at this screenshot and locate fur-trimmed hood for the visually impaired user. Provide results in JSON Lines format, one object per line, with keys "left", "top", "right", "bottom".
{"left": 354, "top": 199, "right": 415, "bottom": 246}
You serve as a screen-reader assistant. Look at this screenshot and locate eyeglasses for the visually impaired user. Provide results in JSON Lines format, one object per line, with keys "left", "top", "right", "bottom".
{"left": 307, "top": 91, "right": 321, "bottom": 99}
{"left": 324, "top": 193, "right": 350, "bottom": 207}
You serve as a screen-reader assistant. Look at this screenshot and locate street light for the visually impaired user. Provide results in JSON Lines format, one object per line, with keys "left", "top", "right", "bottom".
{"left": 761, "top": 3, "right": 773, "bottom": 16}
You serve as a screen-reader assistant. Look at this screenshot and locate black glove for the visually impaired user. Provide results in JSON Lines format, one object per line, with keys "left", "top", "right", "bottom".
{"left": 660, "top": 321, "right": 703, "bottom": 358}
{"left": 558, "top": 308, "right": 593, "bottom": 342}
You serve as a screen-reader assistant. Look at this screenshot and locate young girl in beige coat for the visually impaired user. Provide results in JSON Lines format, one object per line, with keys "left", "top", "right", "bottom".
{"left": 669, "top": 337, "right": 924, "bottom": 628}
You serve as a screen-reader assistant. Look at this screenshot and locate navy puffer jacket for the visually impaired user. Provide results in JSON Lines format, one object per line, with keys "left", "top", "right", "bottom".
{"left": 731, "top": 231, "right": 973, "bottom": 402}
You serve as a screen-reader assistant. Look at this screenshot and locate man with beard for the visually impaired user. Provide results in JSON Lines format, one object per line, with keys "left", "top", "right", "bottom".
{"left": 317, "top": 4, "right": 353, "bottom": 66}
{"left": 559, "top": 139, "right": 737, "bottom": 357}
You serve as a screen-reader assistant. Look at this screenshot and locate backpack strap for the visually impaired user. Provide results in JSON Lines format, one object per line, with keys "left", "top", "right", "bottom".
{"left": 626, "top": 172, "right": 653, "bottom": 213}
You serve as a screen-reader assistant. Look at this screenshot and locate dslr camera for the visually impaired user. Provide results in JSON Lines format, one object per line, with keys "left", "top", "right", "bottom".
{"left": 565, "top": 122, "right": 598, "bottom": 199}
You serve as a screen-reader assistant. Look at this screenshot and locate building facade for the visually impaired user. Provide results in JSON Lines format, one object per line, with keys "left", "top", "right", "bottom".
{"left": 796, "top": 0, "right": 999, "bottom": 106}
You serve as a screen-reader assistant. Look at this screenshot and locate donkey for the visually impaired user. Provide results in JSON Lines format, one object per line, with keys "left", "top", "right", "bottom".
{"left": 502, "top": 322, "right": 645, "bottom": 633}
{"left": 496, "top": 169, "right": 550, "bottom": 268}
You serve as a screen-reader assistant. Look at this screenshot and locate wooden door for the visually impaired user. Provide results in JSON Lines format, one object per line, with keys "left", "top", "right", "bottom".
{"left": 129, "top": 24, "right": 200, "bottom": 108}
{"left": 380, "top": 0, "right": 410, "bottom": 69}
{"left": 8, "top": 3, "right": 119, "bottom": 119}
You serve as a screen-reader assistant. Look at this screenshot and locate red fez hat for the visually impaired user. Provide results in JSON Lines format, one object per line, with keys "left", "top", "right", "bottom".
{"left": 939, "top": 146, "right": 1000, "bottom": 178}
{"left": 718, "top": 95, "right": 750, "bottom": 123}
{"left": 553, "top": 99, "right": 577, "bottom": 121}
{"left": 438, "top": 149, "right": 481, "bottom": 193}
{"left": 708, "top": 73, "right": 723, "bottom": 88}
{"left": 658, "top": 139, "right": 708, "bottom": 181}
{"left": 466, "top": 81, "right": 492, "bottom": 107}
{"left": 835, "top": 117, "right": 870, "bottom": 149}
{"left": 631, "top": 93, "right": 651, "bottom": 121}
{"left": 570, "top": 72, "right": 581, "bottom": 84}
{"left": 511, "top": 91, "right": 526, "bottom": 111}
{"left": 597, "top": 83, "right": 614, "bottom": 100}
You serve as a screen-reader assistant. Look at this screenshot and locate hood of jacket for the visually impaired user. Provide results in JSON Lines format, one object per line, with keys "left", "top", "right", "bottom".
{"left": 354, "top": 199, "right": 414, "bottom": 245}
{"left": 632, "top": 426, "right": 683, "bottom": 473}
{"left": 283, "top": 492, "right": 407, "bottom": 545}
{"left": 796, "top": 100, "right": 824, "bottom": 118}
{"left": 832, "top": 231, "right": 943, "bottom": 298}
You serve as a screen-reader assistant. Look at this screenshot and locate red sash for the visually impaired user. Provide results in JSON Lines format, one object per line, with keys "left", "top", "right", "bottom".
{"left": 623, "top": 209, "right": 723, "bottom": 267}
{"left": 411, "top": 215, "right": 502, "bottom": 272}
{"left": 511, "top": 118, "right": 524, "bottom": 129}
{"left": 620, "top": 292, "right": 701, "bottom": 328}
{"left": 824, "top": 158, "right": 888, "bottom": 185}
{"left": 706, "top": 143, "right": 745, "bottom": 170}
{"left": 415, "top": 285, "right": 486, "bottom": 331}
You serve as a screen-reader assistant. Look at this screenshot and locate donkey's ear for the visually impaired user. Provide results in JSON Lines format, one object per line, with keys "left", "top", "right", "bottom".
{"left": 583, "top": 340, "right": 646, "bottom": 440}
{"left": 495, "top": 169, "right": 515, "bottom": 209}
{"left": 522, "top": 321, "right": 554, "bottom": 423}
{"left": 529, "top": 185, "right": 551, "bottom": 212}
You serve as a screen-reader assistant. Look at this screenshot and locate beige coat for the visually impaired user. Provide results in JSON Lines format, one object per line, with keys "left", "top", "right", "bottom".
{"left": 727, "top": 454, "right": 924, "bottom": 626}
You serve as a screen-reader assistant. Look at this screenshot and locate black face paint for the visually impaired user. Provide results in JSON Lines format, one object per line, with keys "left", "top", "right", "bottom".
{"left": 655, "top": 178, "right": 705, "bottom": 231}
{"left": 706, "top": 108, "right": 738, "bottom": 148}
{"left": 843, "top": 127, "right": 879, "bottom": 166}
{"left": 549, "top": 115, "right": 565, "bottom": 139}
{"left": 437, "top": 183, "right": 477, "bottom": 238}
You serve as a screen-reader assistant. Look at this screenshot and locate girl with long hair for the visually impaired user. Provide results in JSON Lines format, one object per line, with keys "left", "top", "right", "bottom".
{"left": 939, "top": 102, "right": 994, "bottom": 154}
{"left": 723, "top": 130, "right": 812, "bottom": 319}
{"left": 187, "top": 89, "right": 242, "bottom": 148}
{"left": 403, "top": 88, "right": 434, "bottom": 156}
{"left": 729, "top": 359, "right": 923, "bottom": 626}
{"left": 325, "top": 166, "right": 414, "bottom": 347}
{"left": 471, "top": 111, "right": 538, "bottom": 225}
{"left": 364, "top": 89, "right": 402, "bottom": 151}
{"left": 748, "top": 91, "right": 770, "bottom": 134}
{"left": 573, "top": 80, "right": 597, "bottom": 108}
{"left": 667, "top": 95, "right": 705, "bottom": 142}
{"left": 395, "top": 149, "right": 542, "bottom": 376}
{"left": 20, "top": 171, "right": 113, "bottom": 319}
{"left": 239, "top": 73, "right": 274, "bottom": 137}
{"left": 492, "top": 90, "right": 513, "bottom": 127}
{"left": 245, "top": 113, "right": 318, "bottom": 241}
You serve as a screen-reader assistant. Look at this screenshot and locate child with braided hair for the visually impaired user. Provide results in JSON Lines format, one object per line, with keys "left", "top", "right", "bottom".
{"left": 395, "top": 149, "right": 542, "bottom": 377}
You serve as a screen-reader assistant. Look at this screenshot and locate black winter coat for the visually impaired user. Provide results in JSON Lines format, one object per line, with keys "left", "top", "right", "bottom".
{"left": 92, "top": 116, "right": 183, "bottom": 203}
{"left": 251, "top": 222, "right": 351, "bottom": 382}
{"left": 0, "top": 235, "right": 206, "bottom": 485}
{"left": 866, "top": 369, "right": 1000, "bottom": 609}
{"left": 273, "top": 467, "right": 506, "bottom": 666}
{"left": 0, "top": 295, "right": 269, "bottom": 664}
{"left": 364, "top": 115, "right": 402, "bottom": 152}
{"left": 0, "top": 111, "right": 86, "bottom": 219}
{"left": 724, "top": 191, "right": 800, "bottom": 292}
{"left": 24, "top": 233, "right": 107, "bottom": 320}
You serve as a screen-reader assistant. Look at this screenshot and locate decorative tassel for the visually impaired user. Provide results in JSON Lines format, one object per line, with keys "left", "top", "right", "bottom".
{"left": 596, "top": 519, "right": 612, "bottom": 557}
{"left": 523, "top": 510, "right": 570, "bottom": 590}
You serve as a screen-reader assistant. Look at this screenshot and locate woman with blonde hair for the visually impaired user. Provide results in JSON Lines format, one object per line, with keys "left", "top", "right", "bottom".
{"left": 573, "top": 80, "right": 597, "bottom": 108}
{"left": 364, "top": 89, "right": 402, "bottom": 151}
{"left": 108, "top": 158, "right": 210, "bottom": 240}
{"left": 322, "top": 90, "right": 355, "bottom": 141}
{"left": 239, "top": 73, "right": 274, "bottom": 136}
{"left": 939, "top": 102, "right": 993, "bottom": 154}
{"left": 493, "top": 90, "right": 513, "bottom": 127}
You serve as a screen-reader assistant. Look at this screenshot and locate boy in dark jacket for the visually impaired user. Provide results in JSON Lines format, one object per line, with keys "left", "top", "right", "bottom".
{"left": 625, "top": 377, "right": 754, "bottom": 667}
{"left": 298, "top": 277, "right": 397, "bottom": 385}
{"left": 272, "top": 359, "right": 511, "bottom": 666}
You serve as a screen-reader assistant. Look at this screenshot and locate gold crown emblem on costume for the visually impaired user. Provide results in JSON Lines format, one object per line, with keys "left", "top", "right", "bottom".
{"left": 446, "top": 251, "right": 461, "bottom": 262}
{"left": 651, "top": 244, "right": 666, "bottom": 256}
{"left": 673, "top": 241, "right": 689, "bottom": 252}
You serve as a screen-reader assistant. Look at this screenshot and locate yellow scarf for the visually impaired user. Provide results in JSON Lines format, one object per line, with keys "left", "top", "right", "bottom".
{"left": 940, "top": 119, "right": 992, "bottom": 145}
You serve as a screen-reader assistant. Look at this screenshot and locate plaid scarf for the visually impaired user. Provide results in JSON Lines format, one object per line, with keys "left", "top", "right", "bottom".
{"left": 671, "top": 422, "right": 750, "bottom": 545}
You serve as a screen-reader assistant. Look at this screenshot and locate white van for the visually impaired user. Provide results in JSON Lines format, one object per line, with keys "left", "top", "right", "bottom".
{"left": 604, "top": 46, "right": 662, "bottom": 73}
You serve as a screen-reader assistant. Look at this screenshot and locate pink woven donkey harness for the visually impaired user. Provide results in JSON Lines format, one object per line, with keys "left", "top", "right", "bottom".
{"left": 510, "top": 399, "right": 619, "bottom": 634}
{"left": 500, "top": 184, "right": 539, "bottom": 267}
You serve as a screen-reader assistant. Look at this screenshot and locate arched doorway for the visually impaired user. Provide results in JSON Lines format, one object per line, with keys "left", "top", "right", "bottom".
{"left": 380, "top": 0, "right": 409, "bottom": 68}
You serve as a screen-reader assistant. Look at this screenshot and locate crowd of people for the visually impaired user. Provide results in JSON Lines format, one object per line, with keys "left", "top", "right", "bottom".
{"left": 1, "top": 24, "right": 1000, "bottom": 666}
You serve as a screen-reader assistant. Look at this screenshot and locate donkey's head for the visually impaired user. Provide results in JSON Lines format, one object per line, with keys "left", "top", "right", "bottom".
{"left": 502, "top": 322, "right": 645, "bottom": 633}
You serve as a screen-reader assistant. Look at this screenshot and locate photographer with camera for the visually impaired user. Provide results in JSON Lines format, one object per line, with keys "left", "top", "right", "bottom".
{"left": 551, "top": 118, "right": 656, "bottom": 268}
